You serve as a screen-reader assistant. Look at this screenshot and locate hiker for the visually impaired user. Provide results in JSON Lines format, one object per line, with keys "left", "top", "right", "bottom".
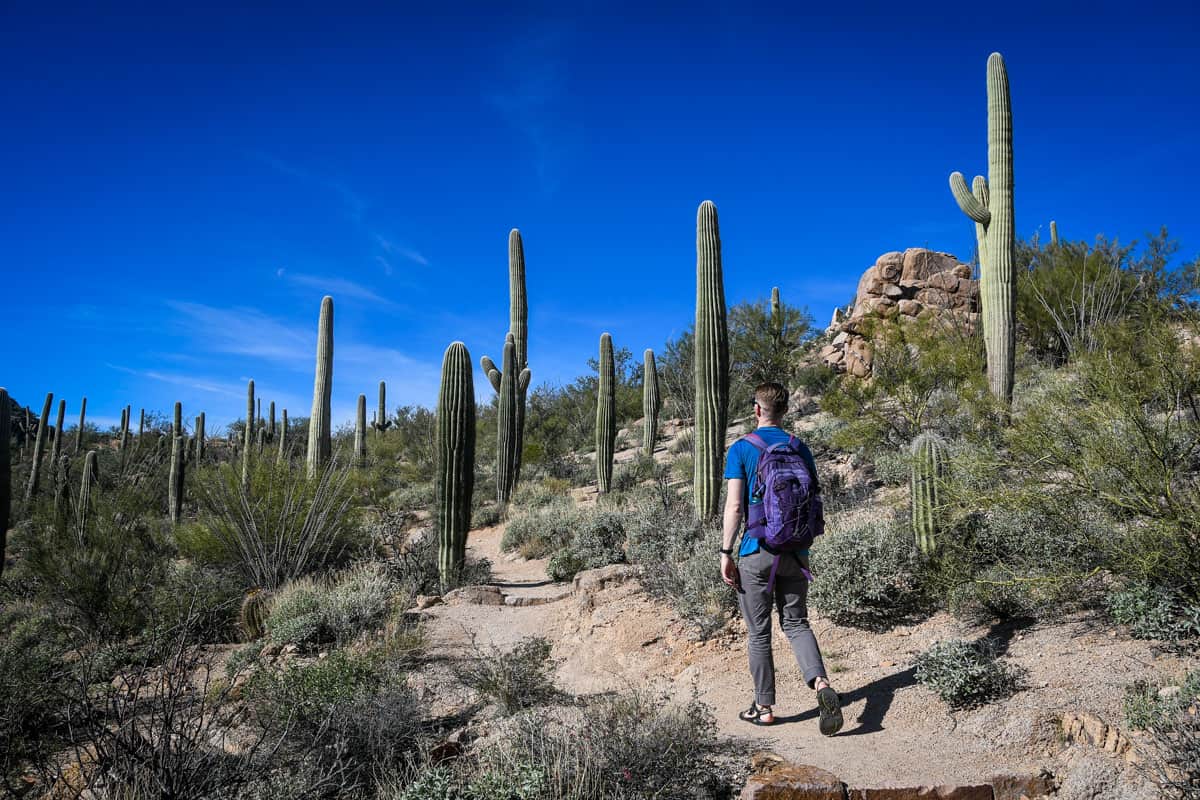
{"left": 719, "top": 382, "right": 843, "bottom": 734}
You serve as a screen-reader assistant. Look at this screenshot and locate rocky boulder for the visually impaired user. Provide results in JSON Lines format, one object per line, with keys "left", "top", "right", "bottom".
{"left": 820, "top": 248, "right": 980, "bottom": 377}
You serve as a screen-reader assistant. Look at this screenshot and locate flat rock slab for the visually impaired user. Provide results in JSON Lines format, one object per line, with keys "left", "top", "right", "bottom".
{"left": 442, "top": 585, "right": 505, "bottom": 606}
{"left": 741, "top": 764, "right": 845, "bottom": 800}
{"left": 847, "top": 786, "right": 992, "bottom": 800}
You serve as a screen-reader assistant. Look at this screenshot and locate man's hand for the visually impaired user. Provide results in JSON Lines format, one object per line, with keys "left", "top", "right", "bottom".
{"left": 720, "top": 553, "right": 740, "bottom": 588}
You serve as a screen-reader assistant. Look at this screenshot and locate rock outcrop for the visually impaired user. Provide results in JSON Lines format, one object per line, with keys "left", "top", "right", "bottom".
{"left": 820, "top": 249, "right": 981, "bottom": 377}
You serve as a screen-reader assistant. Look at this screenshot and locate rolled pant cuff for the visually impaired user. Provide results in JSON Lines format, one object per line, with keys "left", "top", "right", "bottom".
{"left": 755, "top": 692, "right": 775, "bottom": 706}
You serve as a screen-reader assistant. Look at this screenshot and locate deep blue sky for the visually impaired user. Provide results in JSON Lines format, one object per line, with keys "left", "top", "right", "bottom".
{"left": 2, "top": 2, "right": 1197, "bottom": 430}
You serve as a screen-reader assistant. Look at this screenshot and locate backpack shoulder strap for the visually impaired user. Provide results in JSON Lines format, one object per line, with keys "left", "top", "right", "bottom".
{"left": 742, "top": 433, "right": 768, "bottom": 452}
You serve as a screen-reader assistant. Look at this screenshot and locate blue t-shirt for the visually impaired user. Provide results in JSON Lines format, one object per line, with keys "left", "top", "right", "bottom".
{"left": 724, "top": 426, "right": 819, "bottom": 557}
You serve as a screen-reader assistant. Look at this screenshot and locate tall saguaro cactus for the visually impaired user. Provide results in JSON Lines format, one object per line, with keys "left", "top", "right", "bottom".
{"left": 78, "top": 451, "right": 98, "bottom": 542}
{"left": 485, "top": 334, "right": 525, "bottom": 504}
{"left": 307, "top": 296, "right": 334, "bottom": 478}
{"left": 643, "top": 349, "right": 661, "bottom": 458}
{"left": 354, "top": 394, "right": 367, "bottom": 468}
{"left": 910, "top": 433, "right": 945, "bottom": 557}
{"left": 482, "top": 229, "right": 532, "bottom": 484}
{"left": 1049, "top": 220, "right": 1059, "bottom": 248}
{"left": 243, "top": 380, "right": 255, "bottom": 488}
{"left": 949, "top": 52, "right": 1016, "bottom": 407}
{"left": 74, "top": 397, "right": 87, "bottom": 454}
{"left": 596, "top": 333, "right": 617, "bottom": 493}
{"left": 374, "top": 381, "right": 390, "bottom": 436}
{"left": 278, "top": 410, "right": 289, "bottom": 460}
{"left": 168, "top": 433, "right": 185, "bottom": 525}
{"left": 48, "top": 399, "right": 66, "bottom": 487}
{"left": 694, "top": 200, "right": 730, "bottom": 520}
{"left": 268, "top": 402, "right": 276, "bottom": 442}
{"left": 196, "top": 413, "right": 206, "bottom": 462}
{"left": 24, "top": 392, "right": 53, "bottom": 503}
{"left": 0, "top": 388, "right": 10, "bottom": 578}
{"left": 435, "top": 342, "right": 476, "bottom": 588}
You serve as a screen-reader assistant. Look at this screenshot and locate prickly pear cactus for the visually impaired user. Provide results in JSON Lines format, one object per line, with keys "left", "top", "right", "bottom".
{"left": 949, "top": 52, "right": 1016, "bottom": 407}
{"left": 694, "top": 200, "right": 730, "bottom": 519}
{"left": 596, "top": 333, "right": 616, "bottom": 493}
{"left": 436, "top": 342, "right": 476, "bottom": 588}
{"left": 642, "top": 349, "right": 660, "bottom": 458}
{"left": 307, "top": 296, "right": 334, "bottom": 477}
{"left": 910, "top": 433, "right": 945, "bottom": 557}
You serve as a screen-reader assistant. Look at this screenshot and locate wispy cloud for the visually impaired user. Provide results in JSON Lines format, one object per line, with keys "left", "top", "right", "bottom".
{"left": 251, "top": 151, "right": 367, "bottom": 223}
{"left": 106, "top": 364, "right": 248, "bottom": 399}
{"left": 374, "top": 235, "right": 429, "bottom": 267}
{"left": 166, "top": 301, "right": 313, "bottom": 365}
{"left": 280, "top": 271, "right": 405, "bottom": 310}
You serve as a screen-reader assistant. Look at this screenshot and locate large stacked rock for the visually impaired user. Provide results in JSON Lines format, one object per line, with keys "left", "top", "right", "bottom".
{"left": 820, "top": 248, "right": 981, "bottom": 377}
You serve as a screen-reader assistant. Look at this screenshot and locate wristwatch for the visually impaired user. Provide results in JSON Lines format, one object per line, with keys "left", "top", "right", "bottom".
{"left": 718, "top": 547, "right": 734, "bottom": 555}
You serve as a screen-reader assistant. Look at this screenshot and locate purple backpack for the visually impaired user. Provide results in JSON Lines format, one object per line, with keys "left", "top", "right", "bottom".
{"left": 742, "top": 433, "right": 824, "bottom": 584}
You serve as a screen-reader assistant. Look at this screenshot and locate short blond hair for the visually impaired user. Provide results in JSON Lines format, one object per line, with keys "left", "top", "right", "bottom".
{"left": 754, "top": 383, "right": 788, "bottom": 418}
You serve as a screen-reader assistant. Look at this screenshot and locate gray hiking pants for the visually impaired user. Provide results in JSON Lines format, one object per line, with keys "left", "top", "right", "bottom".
{"left": 736, "top": 548, "right": 827, "bottom": 707}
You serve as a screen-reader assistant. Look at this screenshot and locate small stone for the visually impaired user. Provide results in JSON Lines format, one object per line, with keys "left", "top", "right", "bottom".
{"left": 741, "top": 762, "right": 844, "bottom": 800}
{"left": 879, "top": 660, "right": 897, "bottom": 667}
{"left": 415, "top": 594, "right": 443, "bottom": 609}
{"left": 1158, "top": 685, "right": 1181, "bottom": 699}
{"left": 989, "top": 772, "right": 1056, "bottom": 800}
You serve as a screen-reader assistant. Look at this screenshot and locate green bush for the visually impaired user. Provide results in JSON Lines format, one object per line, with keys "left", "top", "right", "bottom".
{"left": 611, "top": 453, "right": 662, "bottom": 493}
{"left": 391, "top": 481, "right": 435, "bottom": 513}
{"left": 501, "top": 504, "right": 579, "bottom": 558}
{"left": 510, "top": 478, "right": 573, "bottom": 511}
{"left": 147, "top": 562, "right": 242, "bottom": 645}
{"left": 808, "top": 514, "right": 928, "bottom": 630}
{"left": 266, "top": 564, "right": 396, "bottom": 649}
{"left": 871, "top": 447, "right": 910, "bottom": 487}
{"left": 547, "top": 510, "right": 628, "bottom": 582}
{"left": 1121, "top": 670, "right": 1200, "bottom": 797}
{"left": 387, "top": 529, "right": 492, "bottom": 596}
{"left": 456, "top": 636, "right": 560, "bottom": 714}
{"left": 1123, "top": 671, "right": 1200, "bottom": 731}
{"left": 0, "top": 604, "right": 71, "bottom": 783}
{"left": 547, "top": 548, "right": 586, "bottom": 583}
{"left": 1108, "top": 583, "right": 1200, "bottom": 645}
{"left": 913, "top": 639, "right": 1023, "bottom": 710}
{"left": 625, "top": 483, "right": 736, "bottom": 639}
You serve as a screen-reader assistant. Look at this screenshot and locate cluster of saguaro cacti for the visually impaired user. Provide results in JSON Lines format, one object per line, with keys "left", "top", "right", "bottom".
{"left": 693, "top": 200, "right": 730, "bottom": 520}
{"left": 354, "top": 394, "right": 367, "bottom": 468}
{"left": 642, "top": 349, "right": 660, "bottom": 457}
{"left": 239, "top": 589, "right": 272, "bottom": 641}
{"left": 24, "top": 392, "right": 53, "bottom": 503}
{"left": 374, "top": 381, "right": 390, "bottom": 436}
{"left": 307, "top": 296, "right": 334, "bottom": 478}
{"left": 596, "top": 333, "right": 617, "bottom": 493}
{"left": 949, "top": 52, "right": 1016, "bottom": 407}
{"left": 168, "top": 402, "right": 185, "bottom": 524}
{"left": 436, "top": 342, "right": 476, "bottom": 588}
{"left": 484, "top": 334, "right": 527, "bottom": 503}
{"left": 910, "top": 433, "right": 945, "bottom": 557}
{"left": 0, "top": 388, "right": 9, "bottom": 578}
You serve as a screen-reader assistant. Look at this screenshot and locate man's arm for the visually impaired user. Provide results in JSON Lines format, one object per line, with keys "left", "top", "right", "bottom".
{"left": 719, "top": 478, "right": 744, "bottom": 587}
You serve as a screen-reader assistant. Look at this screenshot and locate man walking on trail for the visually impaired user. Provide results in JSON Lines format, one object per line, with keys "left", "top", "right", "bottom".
{"left": 719, "top": 382, "right": 843, "bottom": 734}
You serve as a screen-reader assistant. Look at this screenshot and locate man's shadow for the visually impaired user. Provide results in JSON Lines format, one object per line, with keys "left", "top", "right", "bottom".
{"left": 772, "top": 616, "right": 1036, "bottom": 735}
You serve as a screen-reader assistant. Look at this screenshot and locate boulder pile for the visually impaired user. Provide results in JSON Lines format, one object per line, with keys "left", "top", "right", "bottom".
{"left": 820, "top": 248, "right": 981, "bottom": 377}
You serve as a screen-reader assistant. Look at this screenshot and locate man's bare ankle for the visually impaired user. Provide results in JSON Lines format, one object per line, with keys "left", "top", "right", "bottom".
{"left": 813, "top": 677, "right": 831, "bottom": 691}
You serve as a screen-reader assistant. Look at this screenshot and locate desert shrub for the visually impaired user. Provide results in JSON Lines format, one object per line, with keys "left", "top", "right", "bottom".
{"left": 266, "top": 564, "right": 396, "bottom": 649}
{"left": 625, "top": 482, "right": 736, "bottom": 639}
{"left": 1124, "top": 671, "right": 1200, "bottom": 731}
{"left": 501, "top": 503, "right": 580, "bottom": 558}
{"left": 547, "top": 548, "right": 586, "bottom": 582}
{"left": 667, "top": 428, "right": 694, "bottom": 455}
{"left": 391, "top": 481, "right": 435, "bottom": 513}
{"left": 871, "top": 447, "right": 910, "bottom": 487}
{"left": 611, "top": 453, "right": 662, "bottom": 493}
{"left": 913, "top": 639, "right": 1023, "bottom": 710}
{"left": 146, "top": 562, "right": 242, "bottom": 644}
{"left": 0, "top": 605, "right": 71, "bottom": 786}
{"left": 1108, "top": 583, "right": 1200, "bottom": 645}
{"left": 510, "top": 477, "right": 573, "bottom": 512}
{"left": 545, "top": 510, "right": 628, "bottom": 582}
{"left": 808, "top": 514, "right": 928, "bottom": 630}
{"left": 456, "top": 636, "right": 560, "bottom": 714}
{"left": 472, "top": 501, "right": 504, "bottom": 528}
{"left": 387, "top": 529, "right": 492, "bottom": 596}
{"left": 185, "top": 457, "right": 362, "bottom": 591}
{"left": 1124, "top": 670, "right": 1200, "bottom": 798}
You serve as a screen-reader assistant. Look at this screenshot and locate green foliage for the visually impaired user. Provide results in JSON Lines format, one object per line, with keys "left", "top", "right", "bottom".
{"left": 544, "top": 510, "right": 627, "bottom": 582}
{"left": 389, "top": 529, "right": 492, "bottom": 596}
{"left": 821, "top": 314, "right": 996, "bottom": 456}
{"left": 728, "top": 291, "right": 815, "bottom": 399}
{"left": 913, "top": 639, "right": 1023, "bottom": 710}
{"left": 265, "top": 564, "right": 396, "bottom": 649}
{"left": 456, "top": 636, "right": 559, "bottom": 713}
{"left": 509, "top": 477, "right": 572, "bottom": 512}
{"left": 501, "top": 503, "right": 579, "bottom": 558}
{"left": 809, "top": 514, "right": 928, "bottom": 630}
{"left": 1123, "top": 671, "right": 1200, "bottom": 731}
{"left": 624, "top": 482, "right": 736, "bottom": 638}
{"left": 0, "top": 604, "right": 71, "bottom": 783}
{"left": 185, "top": 456, "right": 362, "bottom": 591}
{"left": 1107, "top": 583, "right": 1200, "bottom": 645}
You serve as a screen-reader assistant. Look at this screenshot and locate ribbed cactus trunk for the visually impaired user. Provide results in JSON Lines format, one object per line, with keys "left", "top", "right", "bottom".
{"left": 53, "top": 456, "right": 69, "bottom": 524}
{"left": 643, "top": 349, "right": 661, "bottom": 458}
{"left": 435, "top": 342, "right": 476, "bottom": 588}
{"left": 138, "top": 408, "right": 145, "bottom": 440}
{"left": 770, "top": 287, "right": 783, "bottom": 338}
{"left": 268, "top": 402, "right": 275, "bottom": 442}
{"left": 243, "top": 380, "right": 255, "bottom": 488}
{"left": 374, "top": 381, "right": 389, "bottom": 436}
{"left": 307, "top": 296, "right": 334, "bottom": 478}
{"left": 486, "top": 334, "right": 521, "bottom": 504}
{"left": 354, "top": 394, "right": 367, "bottom": 468}
{"left": 77, "top": 451, "right": 98, "bottom": 543}
{"left": 118, "top": 405, "right": 130, "bottom": 467}
{"left": 693, "top": 200, "right": 730, "bottom": 520}
{"left": 910, "top": 433, "right": 945, "bottom": 557}
{"left": 24, "top": 392, "right": 53, "bottom": 503}
{"left": 74, "top": 397, "right": 86, "bottom": 454}
{"left": 596, "top": 333, "right": 616, "bottom": 494}
{"left": 1049, "top": 220, "right": 1058, "bottom": 248}
{"left": 508, "top": 230, "right": 530, "bottom": 483}
{"left": 195, "top": 413, "right": 206, "bottom": 462}
{"left": 0, "top": 388, "right": 9, "bottom": 578}
{"left": 278, "top": 410, "right": 288, "bottom": 460}
{"left": 167, "top": 401, "right": 184, "bottom": 523}
{"left": 48, "top": 399, "right": 66, "bottom": 489}
{"left": 949, "top": 52, "right": 1016, "bottom": 407}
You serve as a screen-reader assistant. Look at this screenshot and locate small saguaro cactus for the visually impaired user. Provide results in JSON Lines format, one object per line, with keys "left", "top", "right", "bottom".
{"left": 268, "top": 401, "right": 276, "bottom": 442}
{"left": 949, "top": 52, "right": 1016, "bottom": 407}
{"left": 52, "top": 455, "right": 70, "bottom": 523}
{"left": 243, "top": 380, "right": 255, "bottom": 488}
{"left": 24, "top": 392, "right": 53, "bottom": 503}
{"left": 596, "top": 333, "right": 617, "bottom": 494}
{"left": 1049, "top": 220, "right": 1059, "bottom": 248}
{"left": 168, "top": 433, "right": 185, "bottom": 525}
{"left": 436, "top": 342, "right": 476, "bottom": 588}
{"left": 643, "top": 349, "right": 661, "bottom": 458}
{"left": 278, "top": 409, "right": 289, "bottom": 460}
{"left": 354, "top": 394, "right": 367, "bottom": 468}
{"left": 374, "top": 381, "right": 390, "bottom": 436}
{"left": 910, "top": 433, "right": 945, "bottom": 557}
{"left": 138, "top": 408, "right": 145, "bottom": 440}
{"left": 694, "top": 200, "right": 730, "bottom": 520}
{"left": 770, "top": 286, "right": 783, "bottom": 339}
{"left": 48, "top": 399, "right": 66, "bottom": 488}
{"left": 195, "top": 413, "right": 206, "bottom": 462}
{"left": 119, "top": 405, "right": 131, "bottom": 466}
{"left": 74, "top": 397, "right": 87, "bottom": 454}
{"left": 307, "top": 296, "right": 334, "bottom": 478}
{"left": 484, "top": 334, "right": 525, "bottom": 504}
{"left": 0, "top": 388, "right": 10, "bottom": 578}
{"left": 78, "top": 450, "right": 98, "bottom": 542}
